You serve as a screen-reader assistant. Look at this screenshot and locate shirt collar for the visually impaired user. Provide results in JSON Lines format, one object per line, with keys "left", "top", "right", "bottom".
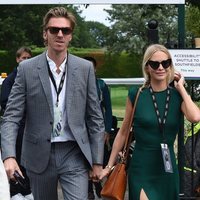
{"left": 46, "top": 51, "right": 67, "bottom": 73}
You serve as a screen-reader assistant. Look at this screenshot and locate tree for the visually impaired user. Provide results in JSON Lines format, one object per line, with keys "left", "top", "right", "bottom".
{"left": 0, "top": 5, "right": 94, "bottom": 51}
{"left": 185, "top": 5, "right": 200, "bottom": 38}
{"left": 104, "top": 4, "right": 178, "bottom": 54}
{"left": 85, "top": 21, "right": 109, "bottom": 48}
{"left": 0, "top": 5, "right": 52, "bottom": 52}
{"left": 186, "top": 0, "right": 200, "bottom": 8}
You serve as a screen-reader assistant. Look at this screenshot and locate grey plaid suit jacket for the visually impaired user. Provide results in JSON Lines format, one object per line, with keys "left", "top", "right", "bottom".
{"left": 1, "top": 52, "right": 105, "bottom": 173}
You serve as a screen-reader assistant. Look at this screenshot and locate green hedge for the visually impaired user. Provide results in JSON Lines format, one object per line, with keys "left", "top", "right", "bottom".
{"left": 0, "top": 48, "right": 143, "bottom": 78}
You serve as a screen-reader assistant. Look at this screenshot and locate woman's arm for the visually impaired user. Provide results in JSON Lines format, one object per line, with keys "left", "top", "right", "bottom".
{"left": 174, "top": 72, "right": 200, "bottom": 123}
{"left": 100, "top": 97, "right": 133, "bottom": 178}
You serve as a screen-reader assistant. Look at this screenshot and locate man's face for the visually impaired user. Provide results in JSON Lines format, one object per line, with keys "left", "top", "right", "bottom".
{"left": 16, "top": 52, "right": 31, "bottom": 63}
{"left": 43, "top": 17, "right": 72, "bottom": 53}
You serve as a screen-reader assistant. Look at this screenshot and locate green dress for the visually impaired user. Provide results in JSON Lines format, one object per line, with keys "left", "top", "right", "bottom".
{"left": 128, "top": 86, "right": 183, "bottom": 200}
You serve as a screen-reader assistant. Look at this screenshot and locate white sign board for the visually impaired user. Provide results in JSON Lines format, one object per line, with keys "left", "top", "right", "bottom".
{"left": 169, "top": 49, "right": 200, "bottom": 79}
{"left": 0, "top": 0, "right": 185, "bottom": 4}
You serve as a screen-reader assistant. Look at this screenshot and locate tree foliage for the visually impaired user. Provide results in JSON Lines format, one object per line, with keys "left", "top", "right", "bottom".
{"left": 0, "top": 5, "right": 52, "bottom": 52}
{"left": 186, "top": 0, "right": 200, "bottom": 8}
{"left": 104, "top": 4, "right": 178, "bottom": 54}
{"left": 0, "top": 5, "right": 108, "bottom": 51}
{"left": 185, "top": 5, "right": 200, "bottom": 38}
{"left": 85, "top": 21, "right": 109, "bottom": 48}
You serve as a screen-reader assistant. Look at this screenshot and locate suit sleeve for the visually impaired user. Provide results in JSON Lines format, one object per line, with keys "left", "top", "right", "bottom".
{"left": 0, "top": 65, "right": 26, "bottom": 161}
{"left": 85, "top": 65, "right": 105, "bottom": 165}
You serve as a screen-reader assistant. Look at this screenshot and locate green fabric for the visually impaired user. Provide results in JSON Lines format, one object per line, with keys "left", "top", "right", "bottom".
{"left": 127, "top": 86, "right": 183, "bottom": 200}
{"left": 96, "top": 78, "right": 112, "bottom": 133}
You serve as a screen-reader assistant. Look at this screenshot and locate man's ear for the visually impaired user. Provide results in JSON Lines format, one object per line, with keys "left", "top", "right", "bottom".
{"left": 69, "top": 35, "right": 72, "bottom": 41}
{"left": 43, "top": 31, "right": 47, "bottom": 40}
{"left": 16, "top": 57, "right": 19, "bottom": 63}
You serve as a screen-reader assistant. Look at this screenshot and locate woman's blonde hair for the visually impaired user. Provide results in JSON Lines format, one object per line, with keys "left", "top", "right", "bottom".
{"left": 142, "top": 44, "right": 175, "bottom": 87}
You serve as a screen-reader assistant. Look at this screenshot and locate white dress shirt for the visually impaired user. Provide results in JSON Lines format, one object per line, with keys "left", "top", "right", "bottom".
{"left": 46, "top": 53, "right": 74, "bottom": 142}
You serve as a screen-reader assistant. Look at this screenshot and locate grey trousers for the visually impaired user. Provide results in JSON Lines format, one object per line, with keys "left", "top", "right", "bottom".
{"left": 27, "top": 141, "right": 89, "bottom": 200}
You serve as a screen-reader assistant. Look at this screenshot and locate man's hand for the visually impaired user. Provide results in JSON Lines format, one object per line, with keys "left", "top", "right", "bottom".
{"left": 89, "top": 164, "right": 103, "bottom": 182}
{"left": 4, "top": 157, "right": 23, "bottom": 180}
{"left": 104, "top": 132, "right": 110, "bottom": 146}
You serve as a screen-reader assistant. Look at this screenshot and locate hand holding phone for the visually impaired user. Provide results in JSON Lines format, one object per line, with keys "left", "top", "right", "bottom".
{"left": 13, "top": 170, "right": 28, "bottom": 189}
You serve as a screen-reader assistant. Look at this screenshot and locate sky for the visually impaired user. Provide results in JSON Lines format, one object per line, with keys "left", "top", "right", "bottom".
{"left": 79, "top": 4, "right": 112, "bottom": 27}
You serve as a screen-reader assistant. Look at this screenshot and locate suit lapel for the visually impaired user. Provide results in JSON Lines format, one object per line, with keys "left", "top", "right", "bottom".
{"left": 37, "top": 52, "right": 54, "bottom": 117}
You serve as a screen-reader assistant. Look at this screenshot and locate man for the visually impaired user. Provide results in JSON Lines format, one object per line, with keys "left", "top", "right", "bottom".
{"left": 1, "top": 7, "right": 105, "bottom": 200}
{"left": 84, "top": 56, "right": 112, "bottom": 200}
{"left": 1, "top": 46, "right": 33, "bottom": 200}
{"left": 1, "top": 46, "right": 32, "bottom": 113}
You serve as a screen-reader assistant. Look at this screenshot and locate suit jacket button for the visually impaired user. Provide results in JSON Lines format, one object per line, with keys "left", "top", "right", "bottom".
{"left": 47, "top": 139, "right": 51, "bottom": 142}
{"left": 50, "top": 121, "right": 53, "bottom": 125}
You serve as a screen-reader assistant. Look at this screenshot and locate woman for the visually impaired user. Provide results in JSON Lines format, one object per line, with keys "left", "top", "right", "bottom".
{"left": 100, "top": 44, "right": 200, "bottom": 200}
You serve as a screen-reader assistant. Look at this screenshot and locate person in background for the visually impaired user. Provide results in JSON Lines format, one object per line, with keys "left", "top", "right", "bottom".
{"left": 84, "top": 56, "right": 112, "bottom": 200}
{"left": 1, "top": 7, "right": 104, "bottom": 200}
{"left": 1, "top": 46, "right": 32, "bottom": 112}
{"left": 1, "top": 46, "right": 33, "bottom": 200}
{"left": 100, "top": 44, "right": 200, "bottom": 200}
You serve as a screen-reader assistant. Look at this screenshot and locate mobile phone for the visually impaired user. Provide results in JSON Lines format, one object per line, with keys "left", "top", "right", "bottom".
{"left": 13, "top": 170, "right": 28, "bottom": 189}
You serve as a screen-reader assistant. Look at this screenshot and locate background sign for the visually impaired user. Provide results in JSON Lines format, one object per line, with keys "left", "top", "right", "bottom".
{"left": 0, "top": 0, "right": 185, "bottom": 4}
{"left": 169, "top": 49, "right": 200, "bottom": 79}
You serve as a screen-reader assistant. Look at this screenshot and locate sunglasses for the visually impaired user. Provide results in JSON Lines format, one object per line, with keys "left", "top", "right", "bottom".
{"left": 47, "top": 26, "right": 72, "bottom": 35}
{"left": 147, "top": 59, "right": 172, "bottom": 70}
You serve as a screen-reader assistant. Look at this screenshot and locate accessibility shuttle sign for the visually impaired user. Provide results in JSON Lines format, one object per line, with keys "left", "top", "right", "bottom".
{"left": 169, "top": 49, "right": 200, "bottom": 79}
{"left": 0, "top": 0, "right": 185, "bottom": 4}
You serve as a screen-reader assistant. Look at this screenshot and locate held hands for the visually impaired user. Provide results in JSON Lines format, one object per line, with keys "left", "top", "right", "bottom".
{"left": 99, "top": 165, "right": 113, "bottom": 180}
{"left": 90, "top": 164, "right": 113, "bottom": 181}
{"left": 89, "top": 164, "right": 103, "bottom": 182}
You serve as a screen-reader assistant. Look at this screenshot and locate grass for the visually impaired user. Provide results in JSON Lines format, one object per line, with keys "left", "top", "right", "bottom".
{"left": 110, "top": 86, "right": 131, "bottom": 127}
{"left": 109, "top": 85, "right": 200, "bottom": 130}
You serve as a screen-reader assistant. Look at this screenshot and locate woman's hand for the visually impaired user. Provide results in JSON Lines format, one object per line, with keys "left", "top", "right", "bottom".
{"left": 99, "top": 165, "right": 114, "bottom": 180}
{"left": 174, "top": 71, "right": 185, "bottom": 89}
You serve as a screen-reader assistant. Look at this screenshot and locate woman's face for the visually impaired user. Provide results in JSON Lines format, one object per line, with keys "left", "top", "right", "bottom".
{"left": 146, "top": 51, "right": 171, "bottom": 83}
